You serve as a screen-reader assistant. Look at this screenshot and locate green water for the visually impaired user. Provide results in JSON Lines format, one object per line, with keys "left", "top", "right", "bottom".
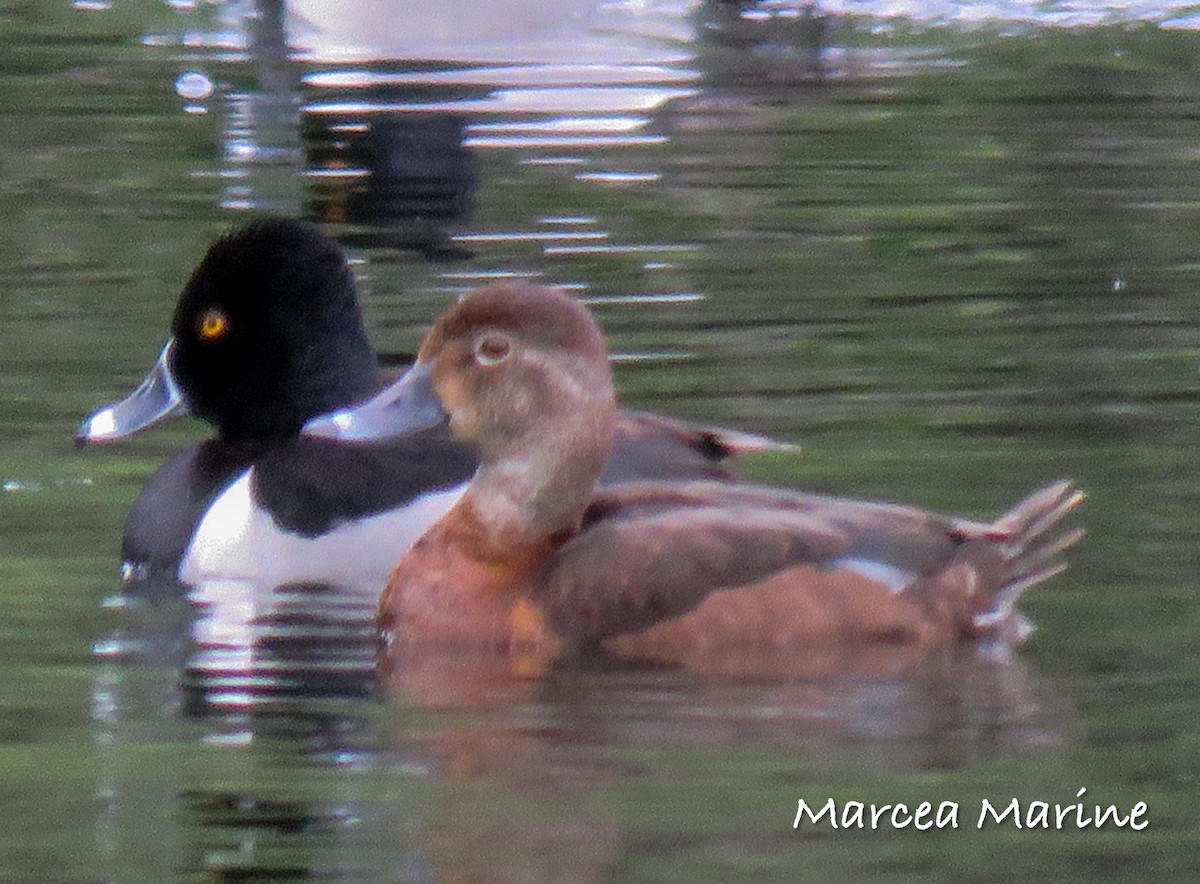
{"left": 2, "top": 2, "right": 1198, "bottom": 880}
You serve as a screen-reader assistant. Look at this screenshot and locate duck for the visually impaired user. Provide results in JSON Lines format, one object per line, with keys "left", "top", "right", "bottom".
{"left": 303, "top": 282, "right": 1084, "bottom": 664}
{"left": 76, "top": 218, "right": 781, "bottom": 583}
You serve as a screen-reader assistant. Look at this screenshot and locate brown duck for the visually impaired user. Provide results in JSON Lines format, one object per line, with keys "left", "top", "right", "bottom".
{"left": 305, "top": 283, "right": 1084, "bottom": 664}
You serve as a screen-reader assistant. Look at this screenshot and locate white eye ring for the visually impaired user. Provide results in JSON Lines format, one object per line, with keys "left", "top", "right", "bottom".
{"left": 473, "top": 332, "right": 512, "bottom": 366}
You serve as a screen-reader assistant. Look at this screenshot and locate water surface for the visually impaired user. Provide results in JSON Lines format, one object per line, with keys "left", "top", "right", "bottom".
{"left": 1, "top": 1, "right": 1198, "bottom": 880}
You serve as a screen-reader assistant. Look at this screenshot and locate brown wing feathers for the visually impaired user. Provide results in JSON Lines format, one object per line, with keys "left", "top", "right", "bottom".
{"left": 535, "top": 503, "right": 849, "bottom": 642}
{"left": 534, "top": 479, "right": 1084, "bottom": 645}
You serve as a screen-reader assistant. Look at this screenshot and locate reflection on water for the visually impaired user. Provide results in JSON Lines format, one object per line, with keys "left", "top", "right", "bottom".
{"left": 6, "top": 0, "right": 1200, "bottom": 880}
{"left": 93, "top": 564, "right": 1066, "bottom": 880}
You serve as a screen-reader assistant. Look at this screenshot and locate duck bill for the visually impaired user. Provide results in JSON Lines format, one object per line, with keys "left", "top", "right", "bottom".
{"left": 75, "top": 340, "right": 188, "bottom": 445}
{"left": 303, "top": 359, "right": 447, "bottom": 441}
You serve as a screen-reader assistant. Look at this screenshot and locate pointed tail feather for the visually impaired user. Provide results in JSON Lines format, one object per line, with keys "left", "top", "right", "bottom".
{"left": 954, "top": 480, "right": 1085, "bottom": 639}
{"left": 616, "top": 410, "right": 797, "bottom": 457}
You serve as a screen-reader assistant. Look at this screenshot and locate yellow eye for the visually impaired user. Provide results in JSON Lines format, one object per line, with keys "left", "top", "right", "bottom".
{"left": 197, "top": 308, "right": 229, "bottom": 341}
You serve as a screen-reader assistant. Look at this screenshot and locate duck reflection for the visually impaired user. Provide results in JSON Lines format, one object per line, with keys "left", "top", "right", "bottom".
{"left": 111, "top": 580, "right": 1064, "bottom": 881}
{"left": 346, "top": 641, "right": 1061, "bottom": 882}
{"left": 306, "top": 113, "right": 478, "bottom": 245}
{"left": 702, "top": 0, "right": 832, "bottom": 78}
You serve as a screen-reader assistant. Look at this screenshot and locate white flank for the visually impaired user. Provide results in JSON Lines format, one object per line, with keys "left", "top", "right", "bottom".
{"left": 179, "top": 470, "right": 465, "bottom": 586}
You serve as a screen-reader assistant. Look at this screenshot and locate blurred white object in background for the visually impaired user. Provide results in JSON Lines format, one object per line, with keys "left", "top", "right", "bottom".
{"left": 285, "top": 0, "right": 702, "bottom": 63}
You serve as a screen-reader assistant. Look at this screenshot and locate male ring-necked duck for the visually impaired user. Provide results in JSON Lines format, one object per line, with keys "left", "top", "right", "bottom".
{"left": 304, "top": 283, "right": 1084, "bottom": 662}
{"left": 77, "top": 218, "right": 782, "bottom": 583}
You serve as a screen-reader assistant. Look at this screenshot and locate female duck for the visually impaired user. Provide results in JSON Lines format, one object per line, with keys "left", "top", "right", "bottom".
{"left": 306, "top": 283, "right": 1084, "bottom": 660}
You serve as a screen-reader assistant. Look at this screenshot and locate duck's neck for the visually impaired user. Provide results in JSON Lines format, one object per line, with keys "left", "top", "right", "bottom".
{"left": 458, "top": 405, "right": 615, "bottom": 559}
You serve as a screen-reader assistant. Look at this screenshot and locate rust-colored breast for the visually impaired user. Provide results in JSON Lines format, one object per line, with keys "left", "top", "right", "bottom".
{"left": 379, "top": 506, "right": 561, "bottom": 653}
